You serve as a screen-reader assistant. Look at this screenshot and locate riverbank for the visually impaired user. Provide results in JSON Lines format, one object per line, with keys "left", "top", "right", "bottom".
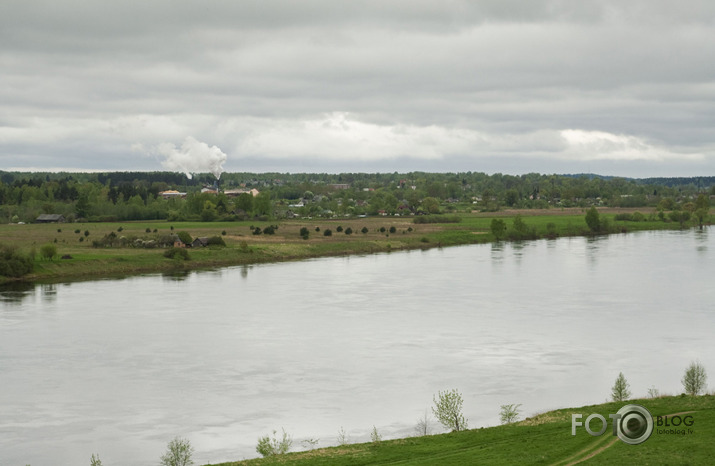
{"left": 205, "top": 394, "right": 715, "bottom": 465}
{"left": 0, "top": 208, "right": 696, "bottom": 285}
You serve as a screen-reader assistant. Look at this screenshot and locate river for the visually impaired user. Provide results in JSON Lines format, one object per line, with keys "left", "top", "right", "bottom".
{"left": 1, "top": 229, "right": 713, "bottom": 465}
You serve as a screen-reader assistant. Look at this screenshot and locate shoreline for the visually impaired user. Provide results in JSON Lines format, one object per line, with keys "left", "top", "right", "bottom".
{"left": 0, "top": 209, "right": 702, "bottom": 286}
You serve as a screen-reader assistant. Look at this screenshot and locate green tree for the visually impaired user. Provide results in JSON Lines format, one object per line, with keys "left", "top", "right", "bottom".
{"left": 176, "top": 231, "right": 192, "bottom": 245}
{"left": 421, "top": 197, "right": 441, "bottom": 214}
{"left": 694, "top": 194, "right": 710, "bottom": 229}
{"left": 499, "top": 403, "right": 522, "bottom": 424}
{"left": 682, "top": 361, "right": 707, "bottom": 396}
{"left": 611, "top": 372, "right": 631, "bottom": 402}
{"left": 585, "top": 206, "right": 600, "bottom": 232}
{"left": 490, "top": 218, "right": 507, "bottom": 240}
{"left": 254, "top": 192, "right": 272, "bottom": 217}
{"left": 90, "top": 453, "right": 103, "bottom": 466}
{"left": 159, "top": 437, "right": 194, "bottom": 466}
{"left": 235, "top": 193, "right": 254, "bottom": 214}
{"left": 432, "top": 389, "right": 468, "bottom": 432}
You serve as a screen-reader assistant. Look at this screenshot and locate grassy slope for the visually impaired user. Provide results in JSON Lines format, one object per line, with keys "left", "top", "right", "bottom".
{"left": 209, "top": 395, "right": 715, "bottom": 465}
{"left": 0, "top": 208, "right": 694, "bottom": 284}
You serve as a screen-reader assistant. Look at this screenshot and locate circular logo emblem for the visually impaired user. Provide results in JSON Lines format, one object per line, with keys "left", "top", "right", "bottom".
{"left": 615, "top": 404, "right": 653, "bottom": 445}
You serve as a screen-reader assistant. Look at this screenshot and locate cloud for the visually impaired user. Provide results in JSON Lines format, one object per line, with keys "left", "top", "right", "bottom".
{"left": 1, "top": 1, "right": 714, "bottom": 176}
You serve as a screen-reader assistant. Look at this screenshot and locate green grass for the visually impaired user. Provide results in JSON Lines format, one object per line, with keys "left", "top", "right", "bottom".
{"left": 207, "top": 395, "right": 715, "bottom": 465}
{"left": 0, "top": 209, "right": 705, "bottom": 284}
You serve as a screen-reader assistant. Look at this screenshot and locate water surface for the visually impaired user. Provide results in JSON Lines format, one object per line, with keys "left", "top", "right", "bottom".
{"left": 1, "top": 229, "right": 713, "bottom": 465}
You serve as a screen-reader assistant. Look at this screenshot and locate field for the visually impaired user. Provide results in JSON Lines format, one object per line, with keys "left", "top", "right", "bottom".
{"left": 207, "top": 395, "right": 715, "bottom": 465}
{"left": 0, "top": 207, "right": 690, "bottom": 284}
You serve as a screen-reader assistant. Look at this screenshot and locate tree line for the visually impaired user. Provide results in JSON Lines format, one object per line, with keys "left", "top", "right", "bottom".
{"left": 1, "top": 170, "right": 713, "bottom": 224}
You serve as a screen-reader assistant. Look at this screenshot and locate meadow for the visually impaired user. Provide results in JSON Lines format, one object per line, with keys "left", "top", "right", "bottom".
{"left": 0, "top": 207, "right": 687, "bottom": 284}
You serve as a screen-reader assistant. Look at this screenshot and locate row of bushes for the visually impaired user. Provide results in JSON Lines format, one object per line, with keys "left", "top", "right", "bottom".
{"left": 413, "top": 215, "right": 462, "bottom": 224}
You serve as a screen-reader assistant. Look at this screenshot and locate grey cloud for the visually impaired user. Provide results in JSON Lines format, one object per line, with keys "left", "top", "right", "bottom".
{"left": 1, "top": 0, "right": 714, "bottom": 176}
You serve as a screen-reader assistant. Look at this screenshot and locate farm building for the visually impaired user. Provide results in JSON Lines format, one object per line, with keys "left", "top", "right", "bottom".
{"left": 35, "top": 214, "right": 66, "bottom": 223}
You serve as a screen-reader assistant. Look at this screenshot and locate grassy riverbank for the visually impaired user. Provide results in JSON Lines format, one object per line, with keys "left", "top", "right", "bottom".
{"left": 0, "top": 207, "right": 695, "bottom": 284}
{"left": 208, "top": 394, "right": 715, "bottom": 465}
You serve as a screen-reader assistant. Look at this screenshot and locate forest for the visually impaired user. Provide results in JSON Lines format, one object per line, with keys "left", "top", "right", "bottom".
{"left": 1, "top": 170, "right": 713, "bottom": 224}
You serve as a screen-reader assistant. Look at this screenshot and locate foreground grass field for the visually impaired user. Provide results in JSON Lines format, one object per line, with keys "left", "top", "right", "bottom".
{"left": 209, "top": 395, "right": 715, "bottom": 465}
{"left": 0, "top": 207, "right": 695, "bottom": 284}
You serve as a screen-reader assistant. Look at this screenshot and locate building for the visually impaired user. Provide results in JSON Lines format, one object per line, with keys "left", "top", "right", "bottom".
{"left": 35, "top": 214, "right": 66, "bottom": 223}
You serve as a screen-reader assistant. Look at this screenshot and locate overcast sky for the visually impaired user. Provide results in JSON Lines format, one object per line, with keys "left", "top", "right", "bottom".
{"left": 2, "top": 0, "right": 714, "bottom": 177}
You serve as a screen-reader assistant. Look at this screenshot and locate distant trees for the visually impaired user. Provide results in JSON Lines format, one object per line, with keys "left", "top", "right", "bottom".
{"left": 432, "top": 389, "right": 468, "bottom": 432}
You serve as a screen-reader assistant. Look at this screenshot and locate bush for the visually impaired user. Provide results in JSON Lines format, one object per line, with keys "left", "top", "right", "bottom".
{"left": 389, "top": 226, "right": 397, "bottom": 233}
{"left": 499, "top": 403, "right": 522, "bottom": 424}
{"left": 336, "top": 225, "right": 343, "bottom": 232}
{"left": 414, "top": 215, "right": 461, "bottom": 224}
{"left": 361, "top": 226, "right": 369, "bottom": 234}
{"left": 205, "top": 236, "right": 226, "bottom": 247}
{"left": 256, "top": 429, "right": 292, "bottom": 457}
{"left": 323, "top": 228, "right": 332, "bottom": 236}
{"left": 40, "top": 243, "right": 57, "bottom": 261}
{"left": 0, "top": 244, "right": 34, "bottom": 278}
{"left": 164, "top": 247, "right": 190, "bottom": 260}
{"left": 299, "top": 227, "right": 310, "bottom": 239}
{"left": 345, "top": 227, "right": 353, "bottom": 235}
{"left": 263, "top": 225, "right": 278, "bottom": 235}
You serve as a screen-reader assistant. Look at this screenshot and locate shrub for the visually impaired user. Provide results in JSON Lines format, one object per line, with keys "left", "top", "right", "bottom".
{"left": 84, "top": 230, "right": 90, "bottom": 237}
{"left": 323, "top": 228, "right": 332, "bottom": 236}
{"left": 252, "top": 227, "right": 262, "bottom": 235}
{"left": 74, "top": 229, "right": 81, "bottom": 234}
{"left": 164, "top": 247, "right": 190, "bottom": 260}
{"left": 345, "top": 227, "right": 353, "bottom": 235}
{"left": 256, "top": 429, "right": 292, "bottom": 457}
{"left": 263, "top": 225, "right": 277, "bottom": 235}
{"left": 361, "top": 226, "right": 369, "bottom": 234}
{"left": 299, "top": 227, "right": 310, "bottom": 239}
{"left": 205, "top": 236, "right": 226, "bottom": 247}
{"left": 499, "top": 403, "right": 522, "bottom": 424}
{"left": 413, "top": 215, "right": 461, "bottom": 224}
{"left": 0, "top": 244, "right": 34, "bottom": 278}
{"left": 379, "top": 226, "right": 386, "bottom": 233}
{"left": 146, "top": 227, "right": 152, "bottom": 233}
{"left": 315, "top": 226, "right": 320, "bottom": 232}
{"left": 336, "top": 225, "right": 343, "bottom": 232}
{"left": 389, "top": 226, "right": 396, "bottom": 233}
{"left": 40, "top": 243, "right": 57, "bottom": 261}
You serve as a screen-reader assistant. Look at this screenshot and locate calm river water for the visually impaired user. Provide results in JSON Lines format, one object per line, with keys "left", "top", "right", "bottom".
{"left": 1, "top": 229, "right": 714, "bottom": 465}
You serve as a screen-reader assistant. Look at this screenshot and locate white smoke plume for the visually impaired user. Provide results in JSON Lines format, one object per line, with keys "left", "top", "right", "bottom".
{"left": 157, "top": 136, "right": 227, "bottom": 180}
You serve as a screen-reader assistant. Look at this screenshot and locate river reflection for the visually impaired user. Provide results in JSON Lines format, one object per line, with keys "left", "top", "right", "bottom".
{"left": 1, "top": 229, "right": 713, "bottom": 465}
